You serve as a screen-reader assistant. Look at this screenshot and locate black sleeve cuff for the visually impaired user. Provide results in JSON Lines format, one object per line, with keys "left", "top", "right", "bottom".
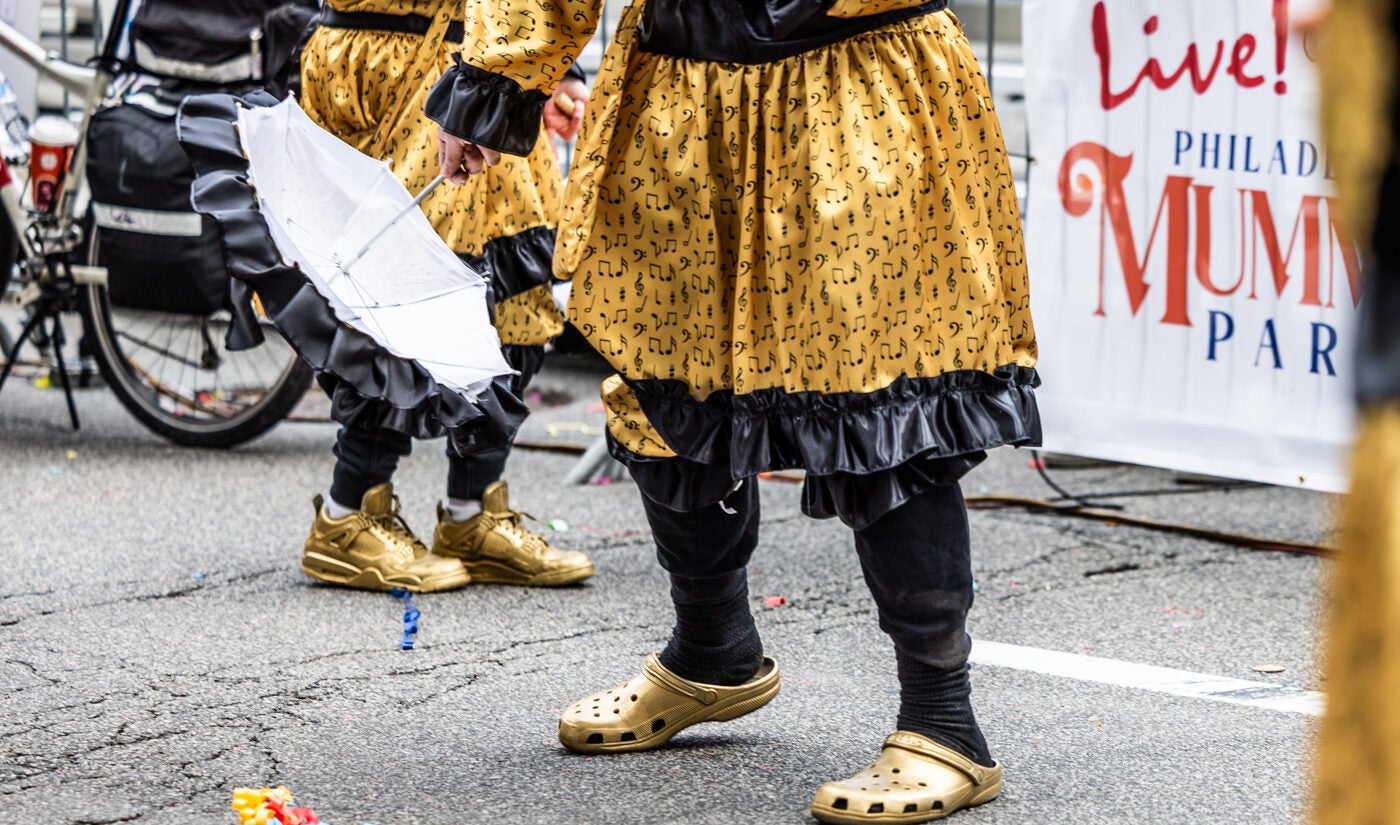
{"left": 564, "top": 62, "right": 587, "bottom": 84}
{"left": 425, "top": 55, "right": 547, "bottom": 157}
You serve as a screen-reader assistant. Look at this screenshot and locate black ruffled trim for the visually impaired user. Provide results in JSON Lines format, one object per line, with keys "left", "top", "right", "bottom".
{"left": 799, "top": 450, "right": 988, "bottom": 530}
{"left": 631, "top": 366, "right": 1041, "bottom": 476}
{"left": 176, "top": 90, "right": 527, "bottom": 455}
{"left": 425, "top": 56, "right": 547, "bottom": 156}
{"left": 463, "top": 224, "right": 556, "bottom": 306}
{"left": 618, "top": 441, "right": 988, "bottom": 531}
{"left": 611, "top": 366, "right": 1040, "bottom": 527}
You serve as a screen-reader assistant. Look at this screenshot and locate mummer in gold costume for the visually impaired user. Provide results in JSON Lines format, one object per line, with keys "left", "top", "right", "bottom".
{"left": 435, "top": 1, "right": 1039, "bottom": 821}
{"left": 296, "top": 0, "right": 595, "bottom": 593}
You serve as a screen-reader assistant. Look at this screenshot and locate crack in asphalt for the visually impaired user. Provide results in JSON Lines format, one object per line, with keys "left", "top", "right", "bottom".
{"left": 0, "top": 566, "right": 288, "bottom": 624}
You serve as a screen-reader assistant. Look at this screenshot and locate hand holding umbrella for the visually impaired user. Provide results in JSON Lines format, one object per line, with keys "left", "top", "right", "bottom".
{"left": 179, "top": 92, "right": 526, "bottom": 454}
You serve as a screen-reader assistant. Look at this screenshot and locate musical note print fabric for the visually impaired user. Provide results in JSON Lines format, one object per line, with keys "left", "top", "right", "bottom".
{"left": 301, "top": 0, "right": 565, "bottom": 347}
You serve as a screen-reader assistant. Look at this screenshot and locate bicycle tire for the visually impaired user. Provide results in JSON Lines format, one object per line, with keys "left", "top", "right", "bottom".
{"left": 80, "top": 280, "right": 314, "bottom": 448}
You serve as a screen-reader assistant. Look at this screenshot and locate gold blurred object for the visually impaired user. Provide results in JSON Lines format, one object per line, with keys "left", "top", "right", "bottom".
{"left": 811, "top": 732, "right": 1003, "bottom": 824}
{"left": 432, "top": 480, "right": 594, "bottom": 586}
{"left": 1313, "top": 403, "right": 1400, "bottom": 822}
{"left": 558, "top": 653, "right": 781, "bottom": 753}
{"left": 553, "top": 93, "right": 576, "bottom": 117}
{"left": 301, "top": 483, "right": 470, "bottom": 592}
{"left": 1317, "top": 0, "right": 1396, "bottom": 242}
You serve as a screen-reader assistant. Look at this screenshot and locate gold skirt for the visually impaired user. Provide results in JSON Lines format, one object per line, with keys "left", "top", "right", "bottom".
{"left": 299, "top": 6, "right": 565, "bottom": 346}
{"left": 559, "top": 7, "right": 1039, "bottom": 468}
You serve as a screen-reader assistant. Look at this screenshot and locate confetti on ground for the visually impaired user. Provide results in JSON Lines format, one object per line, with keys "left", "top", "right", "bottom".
{"left": 231, "top": 786, "right": 320, "bottom": 824}
{"left": 546, "top": 519, "right": 570, "bottom": 532}
{"left": 390, "top": 588, "right": 421, "bottom": 651}
{"left": 764, "top": 596, "right": 788, "bottom": 608}
{"left": 48, "top": 466, "right": 66, "bottom": 475}
{"left": 192, "top": 572, "right": 207, "bottom": 580}
{"left": 65, "top": 450, "right": 78, "bottom": 460}
{"left": 1252, "top": 664, "right": 1287, "bottom": 674}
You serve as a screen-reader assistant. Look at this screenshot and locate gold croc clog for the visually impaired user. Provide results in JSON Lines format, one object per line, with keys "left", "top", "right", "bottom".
{"left": 558, "top": 653, "right": 781, "bottom": 753}
{"left": 811, "top": 732, "right": 1002, "bottom": 824}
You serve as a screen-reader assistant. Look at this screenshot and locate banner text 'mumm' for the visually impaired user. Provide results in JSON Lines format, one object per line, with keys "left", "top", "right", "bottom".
{"left": 1060, "top": 141, "right": 1358, "bottom": 376}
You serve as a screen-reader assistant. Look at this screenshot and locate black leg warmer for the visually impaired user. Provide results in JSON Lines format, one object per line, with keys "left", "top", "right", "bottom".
{"left": 642, "top": 480, "right": 764, "bottom": 686}
{"left": 854, "top": 482, "right": 994, "bottom": 767}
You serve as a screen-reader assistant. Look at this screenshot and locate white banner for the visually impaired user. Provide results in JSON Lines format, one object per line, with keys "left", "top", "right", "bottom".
{"left": 1023, "top": 0, "right": 1353, "bottom": 492}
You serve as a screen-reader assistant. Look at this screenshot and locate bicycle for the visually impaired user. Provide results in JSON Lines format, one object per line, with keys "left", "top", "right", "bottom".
{"left": 0, "top": 0, "right": 312, "bottom": 448}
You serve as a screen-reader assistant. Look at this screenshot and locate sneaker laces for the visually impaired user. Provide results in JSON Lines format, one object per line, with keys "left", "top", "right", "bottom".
{"left": 363, "top": 496, "right": 429, "bottom": 563}
{"left": 491, "top": 508, "right": 553, "bottom": 558}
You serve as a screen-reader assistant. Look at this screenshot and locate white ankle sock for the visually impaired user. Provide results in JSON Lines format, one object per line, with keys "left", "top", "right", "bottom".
{"left": 443, "top": 497, "right": 480, "bottom": 523}
{"left": 324, "top": 497, "right": 357, "bottom": 519}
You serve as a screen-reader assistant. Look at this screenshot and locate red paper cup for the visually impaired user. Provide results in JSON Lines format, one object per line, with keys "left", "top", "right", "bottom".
{"left": 28, "top": 116, "right": 79, "bottom": 213}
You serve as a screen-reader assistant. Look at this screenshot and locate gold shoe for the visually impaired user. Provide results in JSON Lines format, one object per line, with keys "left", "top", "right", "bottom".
{"left": 432, "top": 480, "right": 595, "bottom": 586}
{"left": 558, "top": 653, "right": 781, "bottom": 753}
{"left": 811, "top": 732, "right": 1002, "bottom": 824}
{"left": 301, "top": 483, "right": 470, "bottom": 593}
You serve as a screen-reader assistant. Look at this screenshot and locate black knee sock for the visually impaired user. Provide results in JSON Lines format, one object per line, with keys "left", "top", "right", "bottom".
{"left": 658, "top": 569, "right": 764, "bottom": 686}
{"left": 896, "top": 649, "right": 994, "bottom": 767}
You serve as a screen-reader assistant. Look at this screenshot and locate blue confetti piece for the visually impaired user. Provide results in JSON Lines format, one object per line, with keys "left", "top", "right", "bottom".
{"left": 191, "top": 572, "right": 206, "bottom": 580}
{"left": 392, "top": 588, "right": 420, "bottom": 651}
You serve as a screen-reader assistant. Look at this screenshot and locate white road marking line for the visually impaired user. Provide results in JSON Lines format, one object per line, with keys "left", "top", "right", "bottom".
{"left": 971, "top": 641, "right": 1323, "bottom": 717}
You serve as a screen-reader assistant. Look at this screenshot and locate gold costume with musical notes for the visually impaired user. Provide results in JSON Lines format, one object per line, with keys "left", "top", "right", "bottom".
{"left": 558, "top": 9, "right": 1038, "bottom": 466}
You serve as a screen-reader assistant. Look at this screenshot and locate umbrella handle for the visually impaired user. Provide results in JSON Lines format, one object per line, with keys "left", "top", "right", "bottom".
{"left": 340, "top": 174, "right": 448, "bottom": 270}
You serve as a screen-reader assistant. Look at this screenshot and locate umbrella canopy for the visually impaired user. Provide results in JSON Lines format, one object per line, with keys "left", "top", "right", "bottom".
{"left": 178, "top": 91, "right": 526, "bottom": 453}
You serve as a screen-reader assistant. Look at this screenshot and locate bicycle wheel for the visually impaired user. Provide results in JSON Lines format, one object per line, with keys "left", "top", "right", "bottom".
{"left": 80, "top": 279, "right": 313, "bottom": 447}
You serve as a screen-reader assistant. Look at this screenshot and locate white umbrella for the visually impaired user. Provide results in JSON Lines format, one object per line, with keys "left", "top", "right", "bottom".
{"left": 236, "top": 97, "right": 511, "bottom": 396}
{"left": 178, "top": 91, "right": 525, "bottom": 451}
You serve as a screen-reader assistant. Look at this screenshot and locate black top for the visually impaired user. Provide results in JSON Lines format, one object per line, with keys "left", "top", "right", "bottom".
{"left": 638, "top": 0, "right": 949, "bottom": 64}
{"left": 1357, "top": 165, "right": 1400, "bottom": 404}
{"left": 1355, "top": 1, "right": 1400, "bottom": 405}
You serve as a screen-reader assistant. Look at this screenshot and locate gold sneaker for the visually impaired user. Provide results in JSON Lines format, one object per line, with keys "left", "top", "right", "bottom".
{"left": 432, "top": 480, "right": 595, "bottom": 586}
{"left": 301, "top": 483, "right": 470, "bottom": 593}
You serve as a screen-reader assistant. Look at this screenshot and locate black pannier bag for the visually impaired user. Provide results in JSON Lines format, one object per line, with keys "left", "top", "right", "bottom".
{"left": 86, "top": 96, "right": 229, "bottom": 315}
{"left": 129, "top": 0, "right": 282, "bottom": 85}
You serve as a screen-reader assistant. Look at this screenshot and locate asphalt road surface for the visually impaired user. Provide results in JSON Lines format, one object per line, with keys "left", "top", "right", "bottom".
{"left": 0, "top": 348, "right": 1330, "bottom": 825}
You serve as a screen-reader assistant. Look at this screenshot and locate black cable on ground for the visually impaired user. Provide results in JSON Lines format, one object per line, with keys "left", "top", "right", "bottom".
{"left": 510, "top": 446, "right": 1335, "bottom": 557}
{"left": 964, "top": 494, "right": 1334, "bottom": 557}
{"left": 1029, "top": 449, "right": 1122, "bottom": 510}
